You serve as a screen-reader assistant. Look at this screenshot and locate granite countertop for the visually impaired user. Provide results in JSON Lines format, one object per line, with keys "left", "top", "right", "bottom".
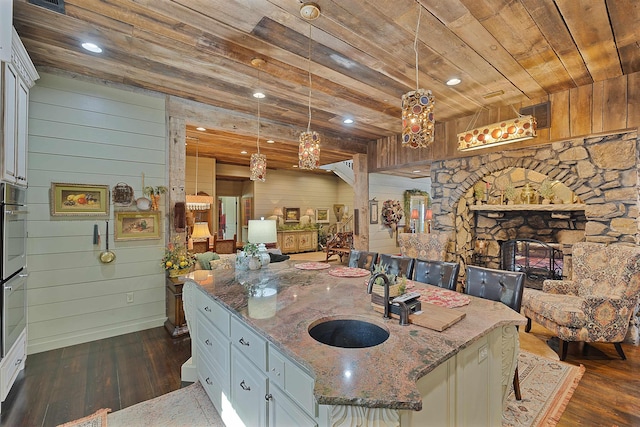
{"left": 185, "top": 260, "right": 526, "bottom": 411}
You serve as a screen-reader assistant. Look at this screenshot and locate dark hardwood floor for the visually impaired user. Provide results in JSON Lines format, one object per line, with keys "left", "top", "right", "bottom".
{"left": 1, "top": 321, "right": 638, "bottom": 426}
{"left": 0, "top": 327, "right": 191, "bottom": 427}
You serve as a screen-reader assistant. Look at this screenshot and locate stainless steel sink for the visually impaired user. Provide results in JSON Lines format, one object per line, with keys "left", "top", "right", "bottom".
{"left": 308, "top": 318, "right": 389, "bottom": 348}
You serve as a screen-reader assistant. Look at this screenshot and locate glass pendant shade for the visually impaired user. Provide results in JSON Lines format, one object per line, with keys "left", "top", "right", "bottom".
{"left": 298, "top": 131, "right": 320, "bottom": 170}
{"left": 402, "top": 88, "right": 435, "bottom": 148}
{"left": 250, "top": 153, "right": 267, "bottom": 181}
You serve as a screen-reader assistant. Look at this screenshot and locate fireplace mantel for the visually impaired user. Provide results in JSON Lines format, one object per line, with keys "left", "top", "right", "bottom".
{"left": 470, "top": 204, "right": 586, "bottom": 212}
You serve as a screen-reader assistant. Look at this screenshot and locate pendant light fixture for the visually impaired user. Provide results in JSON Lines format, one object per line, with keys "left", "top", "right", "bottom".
{"left": 185, "top": 137, "right": 214, "bottom": 211}
{"left": 250, "top": 58, "right": 267, "bottom": 181}
{"left": 298, "top": 3, "right": 321, "bottom": 170}
{"left": 401, "top": 2, "right": 435, "bottom": 148}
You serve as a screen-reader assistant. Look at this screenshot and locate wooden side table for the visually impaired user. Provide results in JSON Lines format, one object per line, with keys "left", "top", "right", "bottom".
{"left": 165, "top": 276, "right": 189, "bottom": 337}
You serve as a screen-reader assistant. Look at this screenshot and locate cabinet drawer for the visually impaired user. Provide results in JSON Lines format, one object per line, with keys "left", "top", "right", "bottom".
{"left": 268, "top": 344, "right": 316, "bottom": 416}
{"left": 198, "top": 353, "right": 226, "bottom": 413}
{"left": 269, "top": 383, "right": 317, "bottom": 427}
{"left": 196, "top": 314, "right": 230, "bottom": 394}
{"left": 197, "top": 296, "right": 230, "bottom": 336}
{"left": 1, "top": 330, "right": 25, "bottom": 401}
{"left": 231, "top": 316, "right": 267, "bottom": 370}
{"left": 231, "top": 349, "right": 268, "bottom": 427}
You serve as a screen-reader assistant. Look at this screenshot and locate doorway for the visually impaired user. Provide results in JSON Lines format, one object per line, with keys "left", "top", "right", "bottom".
{"left": 218, "top": 196, "right": 238, "bottom": 240}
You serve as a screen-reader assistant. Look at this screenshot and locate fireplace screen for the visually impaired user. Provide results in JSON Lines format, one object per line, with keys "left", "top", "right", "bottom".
{"left": 500, "top": 239, "right": 563, "bottom": 290}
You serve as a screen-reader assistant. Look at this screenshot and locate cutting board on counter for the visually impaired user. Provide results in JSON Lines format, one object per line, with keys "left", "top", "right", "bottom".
{"left": 372, "top": 303, "right": 466, "bottom": 331}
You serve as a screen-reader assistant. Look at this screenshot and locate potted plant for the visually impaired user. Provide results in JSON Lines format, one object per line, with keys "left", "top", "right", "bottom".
{"left": 143, "top": 185, "right": 168, "bottom": 210}
{"left": 538, "top": 179, "right": 556, "bottom": 204}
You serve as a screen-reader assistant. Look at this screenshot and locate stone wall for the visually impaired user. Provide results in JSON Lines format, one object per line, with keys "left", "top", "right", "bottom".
{"left": 429, "top": 130, "right": 640, "bottom": 343}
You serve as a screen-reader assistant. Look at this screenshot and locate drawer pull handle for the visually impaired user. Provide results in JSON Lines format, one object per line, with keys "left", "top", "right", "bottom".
{"left": 265, "top": 393, "right": 273, "bottom": 401}
{"left": 271, "top": 368, "right": 281, "bottom": 376}
{"left": 204, "top": 306, "right": 212, "bottom": 312}
{"left": 240, "top": 380, "right": 251, "bottom": 391}
{"left": 205, "top": 339, "right": 212, "bottom": 346}
{"left": 239, "top": 337, "right": 250, "bottom": 346}
{"left": 206, "top": 377, "right": 213, "bottom": 385}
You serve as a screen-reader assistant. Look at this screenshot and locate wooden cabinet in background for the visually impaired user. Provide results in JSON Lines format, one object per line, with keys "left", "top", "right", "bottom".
{"left": 277, "top": 230, "right": 318, "bottom": 254}
{"left": 165, "top": 277, "right": 188, "bottom": 338}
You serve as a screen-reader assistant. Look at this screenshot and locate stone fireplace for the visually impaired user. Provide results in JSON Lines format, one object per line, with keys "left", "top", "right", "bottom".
{"left": 429, "top": 130, "right": 639, "bottom": 343}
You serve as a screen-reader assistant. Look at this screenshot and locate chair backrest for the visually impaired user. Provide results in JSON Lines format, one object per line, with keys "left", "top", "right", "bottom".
{"left": 465, "top": 266, "right": 525, "bottom": 313}
{"left": 571, "top": 242, "right": 640, "bottom": 298}
{"left": 348, "top": 250, "right": 378, "bottom": 272}
{"left": 378, "top": 254, "right": 415, "bottom": 279}
{"left": 398, "top": 231, "right": 451, "bottom": 260}
{"left": 215, "top": 234, "right": 236, "bottom": 254}
{"left": 413, "top": 259, "right": 460, "bottom": 291}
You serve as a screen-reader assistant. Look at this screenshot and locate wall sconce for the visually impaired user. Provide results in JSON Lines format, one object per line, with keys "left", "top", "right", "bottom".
{"left": 457, "top": 115, "right": 536, "bottom": 151}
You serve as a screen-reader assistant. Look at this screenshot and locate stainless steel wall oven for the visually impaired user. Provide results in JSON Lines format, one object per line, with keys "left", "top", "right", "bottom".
{"left": 1, "top": 183, "right": 27, "bottom": 358}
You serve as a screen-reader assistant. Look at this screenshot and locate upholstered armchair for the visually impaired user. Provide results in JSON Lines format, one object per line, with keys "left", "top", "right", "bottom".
{"left": 398, "top": 231, "right": 451, "bottom": 261}
{"left": 522, "top": 242, "right": 640, "bottom": 360}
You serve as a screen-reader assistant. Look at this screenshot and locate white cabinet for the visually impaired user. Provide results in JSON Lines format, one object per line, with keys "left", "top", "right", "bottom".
{"left": 2, "top": 28, "right": 38, "bottom": 186}
{"left": 231, "top": 349, "right": 268, "bottom": 427}
{"left": 0, "top": 329, "right": 26, "bottom": 413}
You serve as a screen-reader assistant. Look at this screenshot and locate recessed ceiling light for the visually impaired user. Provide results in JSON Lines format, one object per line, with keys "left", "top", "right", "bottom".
{"left": 413, "top": 170, "right": 421, "bottom": 173}
{"left": 343, "top": 118, "right": 354, "bottom": 124}
{"left": 253, "top": 91, "right": 265, "bottom": 99}
{"left": 446, "top": 78, "right": 461, "bottom": 86}
{"left": 293, "top": 165, "right": 299, "bottom": 168}
{"left": 196, "top": 127, "right": 206, "bottom": 131}
{"left": 81, "top": 42, "right": 102, "bottom": 53}
{"left": 241, "top": 150, "right": 248, "bottom": 154}
{"left": 266, "top": 139, "right": 275, "bottom": 144}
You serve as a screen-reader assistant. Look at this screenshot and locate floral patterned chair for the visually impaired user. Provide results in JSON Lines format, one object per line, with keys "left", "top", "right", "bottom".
{"left": 522, "top": 242, "right": 640, "bottom": 360}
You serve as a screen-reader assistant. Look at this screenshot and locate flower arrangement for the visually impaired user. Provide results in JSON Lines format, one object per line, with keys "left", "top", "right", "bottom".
{"left": 162, "top": 236, "right": 196, "bottom": 273}
{"left": 381, "top": 199, "right": 403, "bottom": 228}
{"left": 243, "top": 242, "right": 259, "bottom": 256}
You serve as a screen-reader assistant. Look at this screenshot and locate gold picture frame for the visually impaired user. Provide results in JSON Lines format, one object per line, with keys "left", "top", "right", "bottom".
{"left": 284, "top": 207, "right": 300, "bottom": 223}
{"left": 114, "top": 211, "right": 161, "bottom": 241}
{"left": 50, "top": 182, "right": 110, "bottom": 217}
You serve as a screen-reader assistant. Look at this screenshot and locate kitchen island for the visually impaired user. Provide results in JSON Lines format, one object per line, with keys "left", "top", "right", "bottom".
{"left": 181, "top": 260, "right": 525, "bottom": 427}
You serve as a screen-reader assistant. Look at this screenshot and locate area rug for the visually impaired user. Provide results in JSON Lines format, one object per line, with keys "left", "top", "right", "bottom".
{"left": 58, "top": 351, "right": 583, "bottom": 427}
{"left": 503, "top": 351, "right": 585, "bottom": 427}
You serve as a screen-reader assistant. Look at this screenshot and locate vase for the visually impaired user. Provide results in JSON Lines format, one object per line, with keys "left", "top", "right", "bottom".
{"left": 152, "top": 194, "right": 161, "bottom": 210}
{"left": 168, "top": 267, "right": 190, "bottom": 278}
{"left": 248, "top": 256, "right": 261, "bottom": 270}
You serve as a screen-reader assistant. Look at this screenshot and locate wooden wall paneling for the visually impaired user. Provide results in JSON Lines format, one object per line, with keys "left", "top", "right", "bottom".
{"left": 569, "top": 84, "right": 593, "bottom": 136}
{"left": 592, "top": 80, "right": 605, "bottom": 133}
{"left": 549, "top": 90, "right": 570, "bottom": 140}
{"left": 627, "top": 72, "right": 640, "bottom": 128}
{"left": 602, "top": 74, "right": 628, "bottom": 131}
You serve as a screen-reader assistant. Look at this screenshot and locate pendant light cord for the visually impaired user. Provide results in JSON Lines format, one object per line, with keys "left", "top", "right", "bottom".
{"left": 195, "top": 139, "right": 199, "bottom": 194}
{"left": 256, "top": 67, "right": 261, "bottom": 154}
{"left": 307, "top": 23, "right": 312, "bottom": 133}
{"left": 413, "top": 2, "right": 422, "bottom": 91}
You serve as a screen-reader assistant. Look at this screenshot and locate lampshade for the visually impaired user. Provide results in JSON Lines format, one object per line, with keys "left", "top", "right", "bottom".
{"left": 186, "top": 194, "right": 214, "bottom": 211}
{"left": 250, "top": 153, "right": 266, "bottom": 181}
{"left": 191, "top": 222, "right": 212, "bottom": 239}
{"left": 273, "top": 207, "right": 283, "bottom": 216}
{"left": 425, "top": 209, "right": 433, "bottom": 221}
{"left": 248, "top": 219, "right": 277, "bottom": 244}
{"left": 305, "top": 208, "right": 315, "bottom": 216}
{"left": 410, "top": 209, "right": 419, "bottom": 220}
{"left": 457, "top": 115, "right": 537, "bottom": 151}
{"left": 401, "top": 3, "right": 435, "bottom": 149}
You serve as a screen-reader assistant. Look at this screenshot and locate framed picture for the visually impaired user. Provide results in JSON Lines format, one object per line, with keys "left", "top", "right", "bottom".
{"left": 114, "top": 211, "right": 161, "bottom": 240}
{"left": 315, "top": 207, "right": 330, "bottom": 223}
{"left": 333, "top": 204, "right": 345, "bottom": 222}
{"left": 284, "top": 207, "right": 300, "bottom": 223}
{"left": 50, "top": 183, "right": 110, "bottom": 217}
{"left": 369, "top": 200, "right": 378, "bottom": 224}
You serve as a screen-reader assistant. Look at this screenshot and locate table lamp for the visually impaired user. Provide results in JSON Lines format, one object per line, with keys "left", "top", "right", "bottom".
{"left": 247, "top": 219, "right": 277, "bottom": 267}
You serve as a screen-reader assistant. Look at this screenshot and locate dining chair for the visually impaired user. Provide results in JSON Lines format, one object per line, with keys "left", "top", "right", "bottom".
{"left": 348, "top": 250, "right": 378, "bottom": 272}
{"left": 465, "top": 265, "right": 525, "bottom": 400}
{"left": 413, "top": 259, "right": 460, "bottom": 291}
{"left": 377, "top": 254, "right": 415, "bottom": 279}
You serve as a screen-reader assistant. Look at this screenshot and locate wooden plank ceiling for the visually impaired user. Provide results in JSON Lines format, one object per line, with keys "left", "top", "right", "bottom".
{"left": 12, "top": 0, "right": 640, "bottom": 175}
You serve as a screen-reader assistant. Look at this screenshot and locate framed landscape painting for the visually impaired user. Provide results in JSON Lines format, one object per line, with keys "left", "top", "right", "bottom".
{"left": 315, "top": 207, "right": 330, "bottom": 223}
{"left": 114, "top": 211, "right": 161, "bottom": 241}
{"left": 50, "top": 183, "right": 110, "bottom": 217}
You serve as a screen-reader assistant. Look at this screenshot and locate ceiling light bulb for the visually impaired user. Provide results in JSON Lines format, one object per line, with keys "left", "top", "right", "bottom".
{"left": 266, "top": 139, "right": 275, "bottom": 144}
{"left": 81, "top": 42, "right": 102, "bottom": 53}
{"left": 343, "top": 118, "right": 354, "bottom": 124}
{"left": 253, "top": 91, "right": 265, "bottom": 99}
{"left": 446, "top": 78, "right": 461, "bottom": 86}
{"left": 196, "top": 127, "right": 206, "bottom": 131}
{"left": 241, "top": 150, "right": 248, "bottom": 154}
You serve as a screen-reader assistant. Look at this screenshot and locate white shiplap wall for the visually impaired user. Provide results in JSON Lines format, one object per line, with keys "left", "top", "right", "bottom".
{"left": 27, "top": 73, "right": 167, "bottom": 354}
{"left": 369, "top": 173, "right": 431, "bottom": 255}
